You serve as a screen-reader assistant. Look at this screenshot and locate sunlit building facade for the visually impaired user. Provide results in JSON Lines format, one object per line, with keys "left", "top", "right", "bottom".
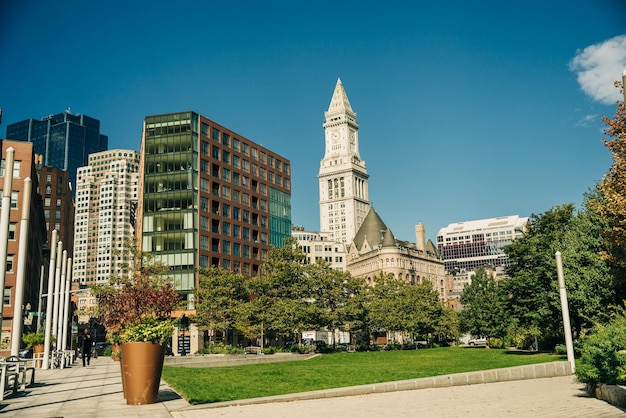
{"left": 137, "top": 111, "right": 292, "bottom": 305}
{"left": 73, "top": 150, "right": 140, "bottom": 284}
{"left": 436, "top": 215, "right": 529, "bottom": 293}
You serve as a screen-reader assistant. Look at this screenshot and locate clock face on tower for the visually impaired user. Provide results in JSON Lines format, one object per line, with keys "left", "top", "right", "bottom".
{"left": 331, "top": 130, "right": 340, "bottom": 142}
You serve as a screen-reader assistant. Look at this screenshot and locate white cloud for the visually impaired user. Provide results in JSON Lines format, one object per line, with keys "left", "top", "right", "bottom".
{"left": 574, "top": 113, "right": 598, "bottom": 128}
{"left": 569, "top": 34, "right": 626, "bottom": 104}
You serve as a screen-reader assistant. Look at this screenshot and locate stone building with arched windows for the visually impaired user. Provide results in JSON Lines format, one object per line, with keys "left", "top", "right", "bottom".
{"left": 346, "top": 207, "right": 449, "bottom": 302}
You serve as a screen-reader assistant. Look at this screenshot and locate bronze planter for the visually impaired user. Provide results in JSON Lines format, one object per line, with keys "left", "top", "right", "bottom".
{"left": 121, "top": 342, "right": 165, "bottom": 405}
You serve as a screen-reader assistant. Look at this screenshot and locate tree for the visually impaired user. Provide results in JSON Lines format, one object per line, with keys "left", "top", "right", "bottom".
{"left": 306, "top": 260, "right": 366, "bottom": 345}
{"left": 244, "top": 239, "right": 316, "bottom": 343}
{"left": 366, "top": 273, "right": 448, "bottom": 343}
{"left": 502, "top": 204, "right": 576, "bottom": 345}
{"left": 192, "top": 267, "right": 248, "bottom": 342}
{"left": 89, "top": 242, "right": 181, "bottom": 343}
{"left": 562, "top": 188, "right": 616, "bottom": 334}
{"left": 596, "top": 82, "right": 626, "bottom": 299}
{"left": 459, "top": 268, "right": 508, "bottom": 339}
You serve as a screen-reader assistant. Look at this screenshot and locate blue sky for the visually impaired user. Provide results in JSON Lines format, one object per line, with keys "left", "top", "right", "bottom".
{"left": 2, "top": 1, "right": 625, "bottom": 243}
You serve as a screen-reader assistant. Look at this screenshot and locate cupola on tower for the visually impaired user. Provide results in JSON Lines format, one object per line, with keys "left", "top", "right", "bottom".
{"left": 318, "top": 78, "right": 370, "bottom": 244}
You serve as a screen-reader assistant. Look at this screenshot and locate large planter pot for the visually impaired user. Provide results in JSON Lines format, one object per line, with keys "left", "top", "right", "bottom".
{"left": 119, "top": 357, "right": 126, "bottom": 399}
{"left": 33, "top": 344, "right": 44, "bottom": 368}
{"left": 121, "top": 342, "right": 165, "bottom": 405}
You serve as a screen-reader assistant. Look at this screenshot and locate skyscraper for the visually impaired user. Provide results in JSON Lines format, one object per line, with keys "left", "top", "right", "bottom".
{"left": 138, "top": 111, "right": 292, "bottom": 306}
{"left": 73, "top": 150, "right": 140, "bottom": 284}
{"left": 318, "top": 78, "right": 370, "bottom": 244}
{"left": 6, "top": 110, "right": 109, "bottom": 193}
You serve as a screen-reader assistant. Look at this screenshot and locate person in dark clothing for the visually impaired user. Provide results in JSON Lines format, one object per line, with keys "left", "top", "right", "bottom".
{"left": 82, "top": 329, "right": 93, "bottom": 367}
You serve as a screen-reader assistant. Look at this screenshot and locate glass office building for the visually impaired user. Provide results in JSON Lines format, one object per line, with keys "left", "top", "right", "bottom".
{"left": 139, "top": 112, "right": 292, "bottom": 304}
{"left": 6, "top": 111, "right": 109, "bottom": 194}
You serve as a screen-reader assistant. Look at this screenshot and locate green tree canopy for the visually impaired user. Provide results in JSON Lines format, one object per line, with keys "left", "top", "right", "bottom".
{"left": 459, "top": 268, "right": 508, "bottom": 339}
{"left": 502, "top": 204, "right": 576, "bottom": 342}
{"left": 192, "top": 267, "right": 248, "bottom": 339}
{"left": 596, "top": 88, "right": 626, "bottom": 299}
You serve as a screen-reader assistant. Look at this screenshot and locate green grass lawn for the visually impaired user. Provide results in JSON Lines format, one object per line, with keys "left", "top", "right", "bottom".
{"left": 162, "top": 347, "right": 565, "bottom": 404}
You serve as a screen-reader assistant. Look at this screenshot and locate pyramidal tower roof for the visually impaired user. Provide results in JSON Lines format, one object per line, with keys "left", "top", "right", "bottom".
{"left": 325, "top": 77, "right": 355, "bottom": 119}
{"left": 352, "top": 207, "right": 396, "bottom": 251}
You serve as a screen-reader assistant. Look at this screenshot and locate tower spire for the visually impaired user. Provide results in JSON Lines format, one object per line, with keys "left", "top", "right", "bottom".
{"left": 325, "top": 77, "right": 354, "bottom": 118}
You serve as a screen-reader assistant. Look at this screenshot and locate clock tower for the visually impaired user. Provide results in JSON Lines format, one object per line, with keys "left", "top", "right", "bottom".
{"left": 318, "top": 78, "right": 370, "bottom": 244}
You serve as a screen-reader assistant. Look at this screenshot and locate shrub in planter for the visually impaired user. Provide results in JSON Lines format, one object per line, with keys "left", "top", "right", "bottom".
{"left": 576, "top": 314, "right": 626, "bottom": 387}
{"left": 90, "top": 242, "right": 181, "bottom": 404}
{"left": 23, "top": 331, "right": 47, "bottom": 347}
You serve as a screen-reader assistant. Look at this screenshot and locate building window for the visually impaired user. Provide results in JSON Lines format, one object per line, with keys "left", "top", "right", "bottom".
{"left": 8, "top": 223, "right": 16, "bottom": 240}
{"left": 6, "top": 255, "right": 14, "bottom": 272}
{"left": 200, "top": 236, "right": 208, "bottom": 250}
{"left": 3, "top": 288, "right": 10, "bottom": 306}
{"left": 200, "top": 216, "right": 209, "bottom": 231}
{"left": 0, "top": 191, "right": 19, "bottom": 208}
{"left": 0, "top": 160, "right": 21, "bottom": 178}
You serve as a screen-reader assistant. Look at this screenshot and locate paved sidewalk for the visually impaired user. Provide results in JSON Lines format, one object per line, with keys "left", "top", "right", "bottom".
{"left": 0, "top": 356, "right": 188, "bottom": 417}
{"left": 1, "top": 356, "right": 625, "bottom": 417}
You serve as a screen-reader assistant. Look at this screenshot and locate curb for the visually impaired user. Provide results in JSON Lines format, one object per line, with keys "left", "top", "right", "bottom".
{"left": 594, "top": 383, "right": 626, "bottom": 409}
{"left": 178, "top": 361, "right": 573, "bottom": 410}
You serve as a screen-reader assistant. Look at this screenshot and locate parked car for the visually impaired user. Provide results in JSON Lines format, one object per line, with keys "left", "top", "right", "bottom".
{"left": 468, "top": 337, "right": 488, "bottom": 346}
{"left": 94, "top": 342, "right": 112, "bottom": 355}
{"left": 18, "top": 347, "right": 33, "bottom": 358}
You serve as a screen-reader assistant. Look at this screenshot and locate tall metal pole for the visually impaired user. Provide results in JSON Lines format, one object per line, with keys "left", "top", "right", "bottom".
{"left": 61, "top": 258, "right": 72, "bottom": 365}
{"left": 555, "top": 251, "right": 575, "bottom": 373}
{"left": 56, "top": 250, "right": 67, "bottom": 351}
{"left": 0, "top": 147, "right": 15, "bottom": 332}
{"left": 43, "top": 230, "right": 58, "bottom": 369}
{"left": 50, "top": 240, "right": 63, "bottom": 365}
{"left": 10, "top": 177, "right": 31, "bottom": 356}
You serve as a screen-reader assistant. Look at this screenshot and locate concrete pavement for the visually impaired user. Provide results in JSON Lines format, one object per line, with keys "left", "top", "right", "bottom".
{"left": 0, "top": 355, "right": 624, "bottom": 417}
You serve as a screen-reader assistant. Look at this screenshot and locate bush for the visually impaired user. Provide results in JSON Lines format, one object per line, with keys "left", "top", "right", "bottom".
{"left": 554, "top": 344, "right": 567, "bottom": 355}
{"left": 261, "top": 346, "right": 276, "bottom": 354}
{"left": 576, "top": 314, "right": 626, "bottom": 386}
{"left": 197, "top": 342, "right": 244, "bottom": 354}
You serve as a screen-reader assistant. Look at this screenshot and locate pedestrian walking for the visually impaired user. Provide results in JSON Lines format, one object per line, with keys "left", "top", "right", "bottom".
{"left": 82, "top": 329, "right": 92, "bottom": 367}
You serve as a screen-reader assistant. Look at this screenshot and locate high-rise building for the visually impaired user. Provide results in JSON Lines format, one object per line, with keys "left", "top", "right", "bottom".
{"left": 6, "top": 110, "right": 109, "bottom": 193}
{"left": 137, "top": 111, "right": 292, "bottom": 305}
{"left": 0, "top": 140, "right": 47, "bottom": 356}
{"left": 318, "top": 78, "right": 370, "bottom": 244}
{"left": 73, "top": 150, "right": 140, "bottom": 284}
{"left": 35, "top": 165, "right": 75, "bottom": 257}
{"left": 436, "top": 215, "right": 529, "bottom": 293}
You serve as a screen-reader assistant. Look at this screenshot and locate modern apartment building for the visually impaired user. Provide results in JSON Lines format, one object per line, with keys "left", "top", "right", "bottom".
{"left": 0, "top": 140, "right": 47, "bottom": 356}
{"left": 138, "top": 111, "right": 292, "bottom": 305}
{"left": 5, "top": 110, "right": 108, "bottom": 194}
{"left": 35, "top": 165, "right": 74, "bottom": 257}
{"left": 73, "top": 150, "right": 140, "bottom": 284}
{"left": 318, "top": 78, "right": 370, "bottom": 244}
{"left": 291, "top": 225, "right": 347, "bottom": 271}
{"left": 436, "top": 215, "right": 529, "bottom": 292}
